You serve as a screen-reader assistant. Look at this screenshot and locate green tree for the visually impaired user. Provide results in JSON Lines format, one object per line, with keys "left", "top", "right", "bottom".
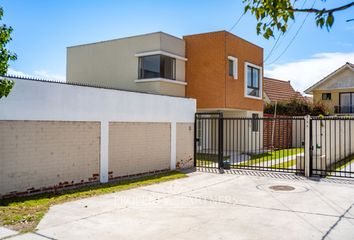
{"left": 243, "top": 0, "right": 354, "bottom": 39}
{"left": 0, "top": 6, "right": 17, "bottom": 99}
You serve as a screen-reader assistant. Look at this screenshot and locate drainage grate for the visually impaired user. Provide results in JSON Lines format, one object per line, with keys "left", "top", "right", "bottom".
{"left": 269, "top": 185, "right": 295, "bottom": 192}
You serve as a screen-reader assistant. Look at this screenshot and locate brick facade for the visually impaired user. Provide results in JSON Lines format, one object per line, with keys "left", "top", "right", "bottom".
{"left": 184, "top": 31, "right": 264, "bottom": 112}
{"left": 263, "top": 114, "right": 293, "bottom": 149}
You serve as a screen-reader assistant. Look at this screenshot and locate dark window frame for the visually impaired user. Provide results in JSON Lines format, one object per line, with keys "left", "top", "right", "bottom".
{"left": 322, "top": 93, "right": 332, "bottom": 100}
{"left": 138, "top": 54, "right": 176, "bottom": 80}
{"left": 252, "top": 113, "right": 259, "bottom": 132}
{"left": 247, "top": 65, "right": 260, "bottom": 97}
{"left": 339, "top": 92, "right": 354, "bottom": 113}
{"left": 228, "top": 59, "right": 234, "bottom": 77}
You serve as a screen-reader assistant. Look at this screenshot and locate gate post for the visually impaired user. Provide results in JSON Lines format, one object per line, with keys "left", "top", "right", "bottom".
{"left": 218, "top": 113, "right": 224, "bottom": 169}
{"left": 304, "top": 115, "right": 311, "bottom": 177}
{"left": 194, "top": 114, "right": 197, "bottom": 167}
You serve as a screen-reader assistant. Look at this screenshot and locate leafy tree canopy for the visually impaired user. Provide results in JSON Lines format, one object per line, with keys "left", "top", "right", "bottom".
{"left": 243, "top": 0, "right": 354, "bottom": 39}
{"left": 0, "top": 6, "right": 17, "bottom": 99}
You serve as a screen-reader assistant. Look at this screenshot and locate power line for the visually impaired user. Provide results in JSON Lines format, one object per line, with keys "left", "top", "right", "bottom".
{"left": 271, "top": 23, "right": 295, "bottom": 53}
{"left": 266, "top": 17, "right": 308, "bottom": 65}
{"left": 266, "top": 0, "right": 316, "bottom": 65}
{"left": 264, "top": 33, "right": 282, "bottom": 63}
{"left": 264, "top": 0, "right": 308, "bottom": 64}
{"left": 229, "top": 12, "right": 245, "bottom": 32}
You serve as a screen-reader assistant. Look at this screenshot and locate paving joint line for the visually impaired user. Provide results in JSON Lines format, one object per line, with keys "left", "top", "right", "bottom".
{"left": 179, "top": 194, "right": 354, "bottom": 220}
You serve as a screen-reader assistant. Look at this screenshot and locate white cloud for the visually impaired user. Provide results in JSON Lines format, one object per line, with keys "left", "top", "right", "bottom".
{"left": 7, "top": 68, "right": 28, "bottom": 77}
{"left": 7, "top": 68, "right": 66, "bottom": 82}
{"left": 265, "top": 52, "right": 354, "bottom": 93}
{"left": 33, "top": 70, "right": 65, "bottom": 82}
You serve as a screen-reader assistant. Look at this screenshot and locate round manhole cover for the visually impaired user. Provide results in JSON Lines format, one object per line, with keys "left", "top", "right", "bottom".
{"left": 256, "top": 184, "right": 308, "bottom": 193}
{"left": 269, "top": 185, "right": 295, "bottom": 191}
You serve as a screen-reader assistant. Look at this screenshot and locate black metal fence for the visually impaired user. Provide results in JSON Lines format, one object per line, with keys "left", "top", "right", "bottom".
{"left": 195, "top": 113, "right": 306, "bottom": 174}
{"left": 311, "top": 117, "right": 354, "bottom": 178}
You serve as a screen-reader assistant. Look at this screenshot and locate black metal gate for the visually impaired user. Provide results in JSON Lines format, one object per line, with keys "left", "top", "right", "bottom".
{"left": 194, "top": 113, "right": 306, "bottom": 174}
{"left": 310, "top": 117, "right": 354, "bottom": 178}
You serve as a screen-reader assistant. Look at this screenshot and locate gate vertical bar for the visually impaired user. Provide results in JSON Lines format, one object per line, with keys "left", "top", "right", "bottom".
{"left": 194, "top": 114, "right": 197, "bottom": 167}
{"left": 218, "top": 113, "right": 224, "bottom": 169}
{"left": 305, "top": 115, "right": 311, "bottom": 177}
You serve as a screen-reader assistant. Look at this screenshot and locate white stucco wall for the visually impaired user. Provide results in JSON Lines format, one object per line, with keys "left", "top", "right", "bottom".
{"left": 311, "top": 118, "right": 354, "bottom": 169}
{"left": 0, "top": 79, "right": 194, "bottom": 122}
{"left": 67, "top": 32, "right": 186, "bottom": 96}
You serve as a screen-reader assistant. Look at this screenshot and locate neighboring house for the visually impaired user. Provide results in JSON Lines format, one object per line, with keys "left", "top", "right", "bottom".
{"left": 67, "top": 30, "right": 263, "bottom": 118}
{"left": 263, "top": 77, "right": 304, "bottom": 104}
{"left": 305, "top": 62, "right": 354, "bottom": 114}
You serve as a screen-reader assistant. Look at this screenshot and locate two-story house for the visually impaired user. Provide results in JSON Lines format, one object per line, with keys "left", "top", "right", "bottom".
{"left": 67, "top": 31, "right": 264, "bottom": 154}
{"left": 67, "top": 31, "right": 264, "bottom": 118}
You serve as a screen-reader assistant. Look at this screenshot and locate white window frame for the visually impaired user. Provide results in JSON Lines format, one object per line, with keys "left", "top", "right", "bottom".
{"left": 228, "top": 56, "right": 238, "bottom": 80}
{"left": 244, "top": 62, "right": 262, "bottom": 100}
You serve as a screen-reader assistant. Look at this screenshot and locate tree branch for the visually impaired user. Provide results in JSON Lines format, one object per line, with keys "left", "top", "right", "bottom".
{"left": 288, "top": 1, "right": 354, "bottom": 14}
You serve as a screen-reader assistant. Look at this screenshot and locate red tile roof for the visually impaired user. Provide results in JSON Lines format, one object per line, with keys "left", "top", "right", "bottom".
{"left": 264, "top": 77, "right": 304, "bottom": 103}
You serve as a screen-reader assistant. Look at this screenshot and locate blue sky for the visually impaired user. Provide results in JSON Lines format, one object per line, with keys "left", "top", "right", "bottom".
{"left": 2, "top": 0, "right": 354, "bottom": 92}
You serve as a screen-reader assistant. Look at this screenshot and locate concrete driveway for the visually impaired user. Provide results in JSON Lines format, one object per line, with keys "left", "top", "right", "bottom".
{"left": 9, "top": 170, "right": 354, "bottom": 240}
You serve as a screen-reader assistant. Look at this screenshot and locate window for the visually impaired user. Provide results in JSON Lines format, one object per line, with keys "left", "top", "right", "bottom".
{"left": 138, "top": 55, "right": 176, "bottom": 80}
{"left": 228, "top": 60, "right": 234, "bottom": 76}
{"left": 228, "top": 56, "right": 238, "bottom": 79}
{"left": 252, "top": 113, "right": 259, "bottom": 132}
{"left": 339, "top": 92, "right": 354, "bottom": 113}
{"left": 322, "top": 93, "right": 331, "bottom": 100}
{"left": 246, "top": 64, "right": 261, "bottom": 98}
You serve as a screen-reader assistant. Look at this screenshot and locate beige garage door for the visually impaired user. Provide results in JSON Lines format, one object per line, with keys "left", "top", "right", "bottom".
{"left": 109, "top": 122, "right": 171, "bottom": 179}
{"left": 0, "top": 121, "right": 100, "bottom": 195}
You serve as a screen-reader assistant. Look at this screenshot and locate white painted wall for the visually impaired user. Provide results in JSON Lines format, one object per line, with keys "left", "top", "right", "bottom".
{"left": 0, "top": 79, "right": 195, "bottom": 122}
{"left": 292, "top": 118, "right": 305, "bottom": 148}
{"left": 0, "top": 78, "right": 196, "bottom": 182}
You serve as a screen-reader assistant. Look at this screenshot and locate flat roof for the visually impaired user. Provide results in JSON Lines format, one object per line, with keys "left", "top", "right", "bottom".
{"left": 67, "top": 31, "right": 184, "bottom": 49}
{"left": 183, "top": 30, "right": 263, "bottom": 50}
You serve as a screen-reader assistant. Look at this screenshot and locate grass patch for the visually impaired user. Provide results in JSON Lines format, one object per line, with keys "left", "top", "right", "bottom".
{"left": 0, "top": 171, "right": 186, "bottom": 233}
{"left": 233, "top": 148, "right": 304, "bottom": 167}
{"left": 271, "top": 159, "right": 296, "bottom": 169}
{"left": 328, "top": 154, "right": 354, "bottom": 171}
{"left": 196, "top": 153, "right": 229, "bottom": 166}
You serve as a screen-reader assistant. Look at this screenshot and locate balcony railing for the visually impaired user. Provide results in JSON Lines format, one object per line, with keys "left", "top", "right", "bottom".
{"left": 334, "top": 105, "right": 354, "bottom": 114}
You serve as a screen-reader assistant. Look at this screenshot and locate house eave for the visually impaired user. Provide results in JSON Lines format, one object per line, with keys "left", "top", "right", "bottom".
{"left": 304, "top": 63, "right": 354, "bottom": 94}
